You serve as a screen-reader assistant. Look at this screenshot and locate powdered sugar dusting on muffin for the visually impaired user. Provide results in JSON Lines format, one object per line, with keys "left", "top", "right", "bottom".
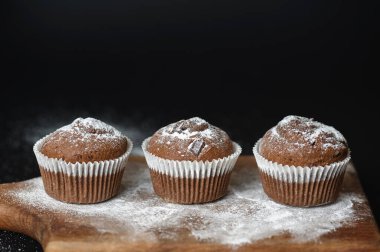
{"left": 271, "top": 115, "right": 346, "bottom": 150}
{"left": 148, "top": 117, "right": 233, "bottom": 161}
{"left": 40, "top": 118, "right": 129, "bottom": 163}
{"left": 161, "top": 117, "right": 214, "bottom": 140}
{"left": 45, "top": 117, "right": 126, "bottom": 146}
{"left": 58, "top": 117, "right": 124, "bottom": 140}
{"left": 260, "top": 115, "right": 349, "bottom": 167}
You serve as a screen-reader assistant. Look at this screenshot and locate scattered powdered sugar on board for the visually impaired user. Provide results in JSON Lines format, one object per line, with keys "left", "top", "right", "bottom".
{"left": 7, "top": 162, "right": 363, "bottom": 246}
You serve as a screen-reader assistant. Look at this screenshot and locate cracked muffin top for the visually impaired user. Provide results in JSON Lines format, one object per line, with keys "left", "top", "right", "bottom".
{"left": 147, "top": 117, "right": 234, "bottom": 161}
{"left": 259, "top": 115, "right": 349, "bottom": 167}
{"left": 41, "top": 117, "right": 128, "bottom": 163}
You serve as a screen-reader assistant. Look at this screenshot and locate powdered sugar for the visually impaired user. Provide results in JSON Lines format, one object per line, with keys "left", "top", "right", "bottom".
{"left": 57, "top": 117, "right": 124, "bottom": 141}
{"left": 269, "top": 115, "right": 347, "bottom": 151}
{"left": 151, "top": 117, "right": 232, "bottom": 159}
{"left": 6, "top": 160, "right": 363, "bottom": 246}
{"left": 161, "top": 117, "right": 214, "bottom": 140}
{"left": 270, "top": 126, "right": 280, "bottom": 138}
{"left": 280, "top": 115, "right": 345, "bottom": 142}
{"left": 22, "top": 116, "right": 148, "bottom": 157}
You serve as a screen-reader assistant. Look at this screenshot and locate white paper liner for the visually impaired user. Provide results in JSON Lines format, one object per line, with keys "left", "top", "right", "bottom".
{"left": 253, "top": 139, "right": 351, "bottom": 183}
{"left": 142, "top": 137, "right": 242, "bottom": 179}
{"left": 33, "top": 133, "right": 133, "bottom": 177}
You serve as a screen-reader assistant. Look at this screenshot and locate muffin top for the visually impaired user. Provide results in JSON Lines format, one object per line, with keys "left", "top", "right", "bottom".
{"left": 259, "top": 115, "right": 348, "bottom": 167}
{"left": 147, "top": 117, "right": 234, "bottom": 161}
{"left": 40, "top": 117, "right": 128, "bottom": 163}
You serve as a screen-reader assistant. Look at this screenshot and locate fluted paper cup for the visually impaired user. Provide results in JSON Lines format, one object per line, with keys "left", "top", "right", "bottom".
{"left": 33, "top": 134, "right": 133, "bottom": 204}
{"left": 253, "top": 139, "right": 351, "bottom": 207}
{"left": 142, "top": 137, "right": 241, "bottom": 204}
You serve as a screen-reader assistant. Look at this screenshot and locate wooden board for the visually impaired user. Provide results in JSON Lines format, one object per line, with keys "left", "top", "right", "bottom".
{"left": 0, "top": 156, "right": 379, "bottom": 252}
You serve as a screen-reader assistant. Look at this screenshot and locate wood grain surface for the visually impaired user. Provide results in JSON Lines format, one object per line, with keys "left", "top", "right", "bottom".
{"left": 0, "top": 156, "right": 379, "bottom": 252}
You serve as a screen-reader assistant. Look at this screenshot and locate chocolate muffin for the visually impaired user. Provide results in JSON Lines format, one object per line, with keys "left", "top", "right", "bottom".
{"left": 34, "top": 118, "right": 133, "bottom": 204}
{"left": 147, "top": 117, "right": 234, "bottom": 161}
{"left": 253, "top": 115, "right": 351, "bottom": 207}
{"left": 260, "top": 115, "right": 348, "bottom": 167}
{"left": 41, "top": 118, "right": 128, "bottom": 163}
{"left": 143, "top": 117, "right": 241, "bottom": 204}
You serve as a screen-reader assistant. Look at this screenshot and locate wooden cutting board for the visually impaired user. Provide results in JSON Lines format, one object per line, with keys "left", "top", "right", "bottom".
{"left": 0, "top": 156, "right": 379, "bottom": 252}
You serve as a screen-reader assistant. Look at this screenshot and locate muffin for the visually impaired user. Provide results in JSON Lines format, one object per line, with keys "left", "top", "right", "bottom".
{"left": 142, "top": 117, "right": 241, "bottom": 204}
{"left": 253, "top": 115, "right": 350, "bottom": 207}
{"left": 33, "top": 117, "right": 133, "bottom": 203}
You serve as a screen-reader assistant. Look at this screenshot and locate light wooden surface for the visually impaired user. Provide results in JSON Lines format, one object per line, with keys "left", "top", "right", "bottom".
{"left": 0, "top": 156, "right": 379, "bottom": 252}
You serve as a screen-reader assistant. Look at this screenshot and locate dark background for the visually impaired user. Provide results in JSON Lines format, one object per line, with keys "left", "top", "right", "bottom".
{"left": 1, "top": 0, "right": 379, "bottom": 251}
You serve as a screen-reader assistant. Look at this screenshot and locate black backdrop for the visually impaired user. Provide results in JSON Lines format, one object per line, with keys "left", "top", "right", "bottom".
{"left": 1, "top": 0, "right": 379, "bottom": 250}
